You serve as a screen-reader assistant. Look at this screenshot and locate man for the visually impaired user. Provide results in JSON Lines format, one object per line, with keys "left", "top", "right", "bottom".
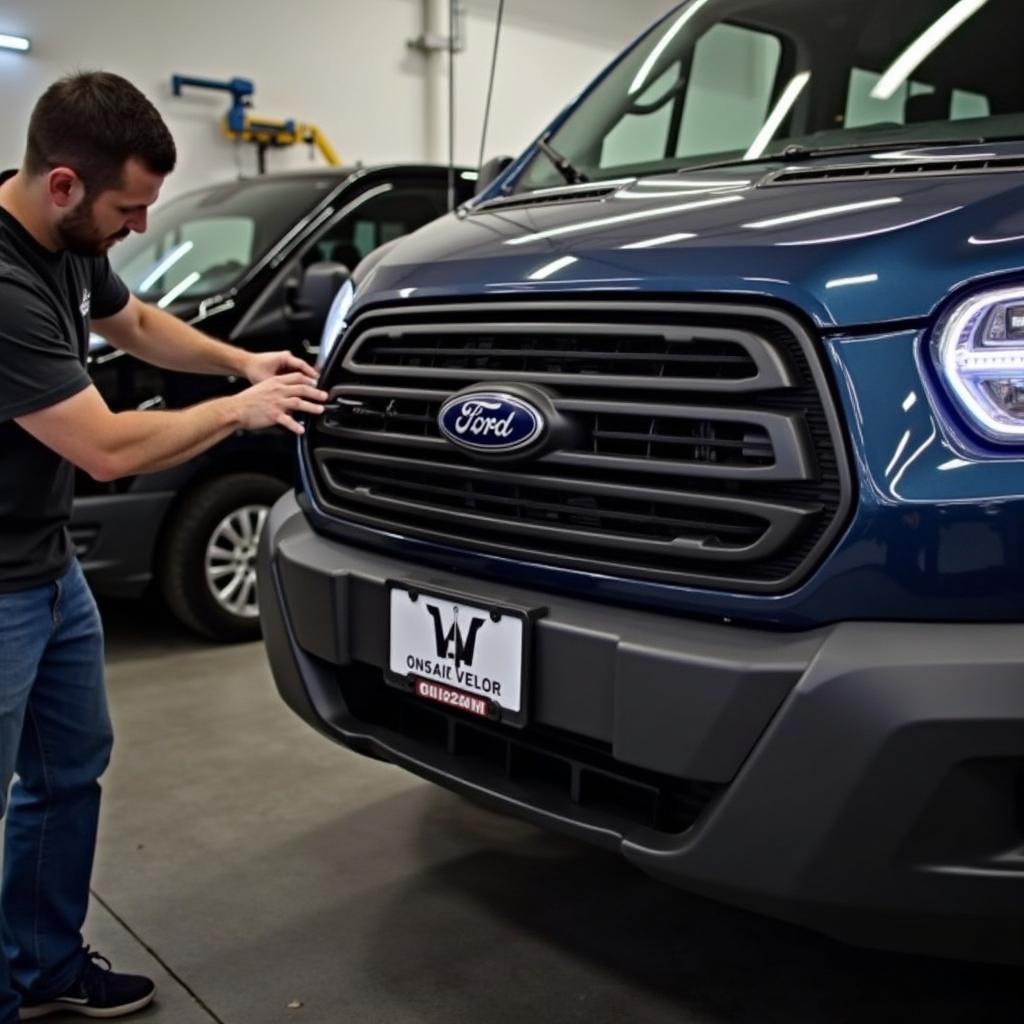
{"left": 0, "top": 73, "right": 327, "bottom": 1021}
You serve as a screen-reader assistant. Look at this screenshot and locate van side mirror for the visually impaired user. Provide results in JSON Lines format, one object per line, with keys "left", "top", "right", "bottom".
{"left": 294, "top": 261, "right": 351, "bottom": 335}
{"left": 475, "top": 155, "right": 513, "bottom": 196}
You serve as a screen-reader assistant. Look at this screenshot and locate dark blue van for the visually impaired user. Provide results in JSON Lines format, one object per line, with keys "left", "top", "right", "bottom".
{"left": 260, "top": 0, "right": 1024, "bottom": 962}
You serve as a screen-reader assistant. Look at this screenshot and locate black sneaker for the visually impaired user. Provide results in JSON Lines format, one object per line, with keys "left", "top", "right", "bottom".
{"left": 18, "top": 950, "right": 156, "bottom": 1019}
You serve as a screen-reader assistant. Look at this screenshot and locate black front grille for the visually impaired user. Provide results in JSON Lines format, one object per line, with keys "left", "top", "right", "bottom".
{"left": 309, "top": 300, "right": 851, "bottom": 593}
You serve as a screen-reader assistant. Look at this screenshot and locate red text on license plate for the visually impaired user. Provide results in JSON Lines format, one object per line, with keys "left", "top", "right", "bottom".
{"left": 415, "top": 679, "right": 491, "bottom": 718}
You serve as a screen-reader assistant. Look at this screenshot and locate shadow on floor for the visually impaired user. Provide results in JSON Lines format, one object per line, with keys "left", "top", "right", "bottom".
{"left": 368, "top": 795, "right": 1024, "bottom": 1024}
{"left": 98, "top": 591, "right": 220, "bottom": 661}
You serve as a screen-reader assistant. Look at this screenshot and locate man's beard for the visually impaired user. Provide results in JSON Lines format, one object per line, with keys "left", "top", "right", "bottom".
{"left": 56, "top": 200, "right": 129, "bottom": 257}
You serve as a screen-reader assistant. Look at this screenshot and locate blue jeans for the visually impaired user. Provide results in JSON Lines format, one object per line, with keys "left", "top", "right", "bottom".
{"left": 0, "top": 560, "right": 112, "bottom": 1023}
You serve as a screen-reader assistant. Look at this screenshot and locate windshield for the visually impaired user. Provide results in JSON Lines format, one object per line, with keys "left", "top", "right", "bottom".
{"left": 111, "top": 176, "right": 340, "bottom": 306}
{"left": 517, "top": 0, "right": 1020, "bottom": 190}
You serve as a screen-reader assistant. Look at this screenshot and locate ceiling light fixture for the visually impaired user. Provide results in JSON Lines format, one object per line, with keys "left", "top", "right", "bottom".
{"left": 628, "top": 0, "right": 711, "bottom": 96}
{"left": 744, "top": 72, "right": 812, "bottom": 160}
{"left": 0, "top": 33, "right": 30, "bottom": 52}
{"left": 871, "top": 0, "right": 988, "bottom": 101}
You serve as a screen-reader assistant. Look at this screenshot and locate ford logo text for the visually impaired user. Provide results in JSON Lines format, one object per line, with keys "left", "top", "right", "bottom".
{"left": 438, "top": 392, "right": 544, "bottom": 453}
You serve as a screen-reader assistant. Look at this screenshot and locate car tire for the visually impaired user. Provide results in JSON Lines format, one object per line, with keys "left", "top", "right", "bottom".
{"left": 160, "top": 473, "right": 289, "bottom": 643}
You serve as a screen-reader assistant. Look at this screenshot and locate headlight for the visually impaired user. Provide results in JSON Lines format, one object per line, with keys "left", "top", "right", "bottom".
{"left": 316, "top": 278, "right": 355, "bottom": 370}
{"left": 933, "top": 285, "right": 1024, "bottom": 442}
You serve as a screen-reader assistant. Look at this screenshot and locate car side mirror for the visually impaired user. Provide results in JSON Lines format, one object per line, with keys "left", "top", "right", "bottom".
{"left": 295, "top": 261, "right": 351, "bottom": 335}
{"left": 475, "top": 155, "right": 513, "bottom": 196}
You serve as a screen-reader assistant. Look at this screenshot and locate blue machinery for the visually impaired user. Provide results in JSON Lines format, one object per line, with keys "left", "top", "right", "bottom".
{"left": 170, "top": 74, "right": 340, "bottom": 174}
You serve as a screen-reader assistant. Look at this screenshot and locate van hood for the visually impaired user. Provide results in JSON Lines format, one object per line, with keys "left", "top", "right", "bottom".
{"left": 358, "top": 142, "right": 1024, "bottom": 330}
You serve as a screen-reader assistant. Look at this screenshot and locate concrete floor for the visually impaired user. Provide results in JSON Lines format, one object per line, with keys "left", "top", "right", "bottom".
{"left": 56, "top": 594, "right": 1023, "bottom": 1024}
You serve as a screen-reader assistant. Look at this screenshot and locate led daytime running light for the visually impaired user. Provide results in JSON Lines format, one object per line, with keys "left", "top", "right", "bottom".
{"left": 934, "top": 286, "right": 1024, "bottom": 441}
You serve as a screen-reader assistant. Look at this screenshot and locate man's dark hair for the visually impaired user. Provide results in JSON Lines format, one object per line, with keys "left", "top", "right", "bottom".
{"left": 24, "top": 71, "right": 177, "bottom": 194}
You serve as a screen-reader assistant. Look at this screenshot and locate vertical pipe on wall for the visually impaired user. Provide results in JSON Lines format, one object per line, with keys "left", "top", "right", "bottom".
{"left": 421, "top": 0, "right": 447, "bottom": 163}
{"left": 447, "top": 0, "right": 456, "bottom": 208}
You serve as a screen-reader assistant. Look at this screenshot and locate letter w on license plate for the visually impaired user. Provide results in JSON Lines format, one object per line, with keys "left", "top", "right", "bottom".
{"left": 385, "top": 583, "right": 535, "bottom": 727}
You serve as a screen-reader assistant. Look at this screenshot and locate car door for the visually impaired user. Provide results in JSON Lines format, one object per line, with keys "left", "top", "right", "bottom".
{"left": 230, "top": 177, "right": 451, "bottom": 358}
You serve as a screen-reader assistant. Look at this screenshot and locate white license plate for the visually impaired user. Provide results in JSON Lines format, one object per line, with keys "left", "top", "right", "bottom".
{"left": 388, "top": 586, "right": 525, "bottom": 715}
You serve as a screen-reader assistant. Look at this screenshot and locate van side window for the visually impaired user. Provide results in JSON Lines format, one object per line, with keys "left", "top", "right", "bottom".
{"left": 303, "top": 186, "right": 448, "bottom": 271}
{"left": 675, "top": 24, "right": 783, "bottom": 158}
{"left": 951, "top": 89, "right": 991, "bottom": 121}
{"left": 116, "top": 217, "right": 256, "bottom": 301}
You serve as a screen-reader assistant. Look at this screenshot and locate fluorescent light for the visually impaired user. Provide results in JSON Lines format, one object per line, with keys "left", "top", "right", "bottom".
{"left": 0, "top": 33, "right": 30, "bottom": 52}
{"left": 968, "top": 233, "right": 1024, "bottom": 246}
{"left": 505, "top": 194, "right": 743, "bottom": 246}
{"left": 526, "top": 179, "right": 633, "bottom": 197}
{"left": 617, "top": 185, "right": 746, "bottom": 200}
{"left": 745, "top": 197, "right": 901, "bottom": 230}
{"left": 889, "top": 427, "right": 937, "bottom": 495}
{"left": 871, "top": 0, "right": 988, "bottom": 101}
{"left": 527, "top": 255, "right": 578, "bottom": 280}
{"left": 775, "top": 207, "right": 962, "bottom": 246}
{"left": 641, "top": 178, "right": 751, "bottom": 188}
{"left": 871, "top": 148, "right": 996, "bottom": 161}
{"left": 157, "top": 271, "right": 201, "bottom": 308}
{"left": 628, "top": 0, "right": 711, "bottom": 96}
{"left": 902, "top": 392, "right": 918, "bottom": 412}
{"left": 744, "top": 72, "right": 811, "bottom": 160}
{"left": 460, "top": 171, "right": 479, "bottom": 181}
{"left": 620, "top": 232, "right": 697, "bottom": 249}
{"left": 825, "top": 273, "right": 879, "bottom": 289}
{"left": 885, "top": 430, "right": 912, "bottom": 476}
{"left": 139, "top": 241, "right": 194, "bottom": 292}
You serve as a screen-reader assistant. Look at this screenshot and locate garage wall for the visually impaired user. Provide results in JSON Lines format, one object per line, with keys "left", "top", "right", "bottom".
{"left": 0, "top": 0, "right": 670, "bottom": 200}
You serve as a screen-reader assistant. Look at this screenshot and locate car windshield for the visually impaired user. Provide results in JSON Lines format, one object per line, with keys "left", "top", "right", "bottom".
{"left": 111, "top": 176, "right": 341, "bottom": 306}
{"left": 517, "top": 0, "right": 1023, "bottom": 190}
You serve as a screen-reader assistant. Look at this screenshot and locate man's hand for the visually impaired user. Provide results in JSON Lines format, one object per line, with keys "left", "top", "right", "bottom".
{"left": 244, "top": 350, "right": 319, "bottom": 385}
{"left": 231, "top": 373, "right": 328, "bottom": 436}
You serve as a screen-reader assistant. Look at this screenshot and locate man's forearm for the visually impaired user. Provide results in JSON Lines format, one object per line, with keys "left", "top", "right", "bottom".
{"left": 100, "top": 396, "right": 242, "bottom": 480}
{"left": 132, "top": 409, "right": 244, "bottom": 475}
{"left": 122, "top": 303, "right": 249, "bottom": 377}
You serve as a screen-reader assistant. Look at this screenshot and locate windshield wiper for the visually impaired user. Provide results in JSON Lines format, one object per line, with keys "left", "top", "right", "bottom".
{"left": 678, "top": 136, "right": 994, "bottom": 175}
{"left": 535, "top": 134, "right": 590, "bottom": 185}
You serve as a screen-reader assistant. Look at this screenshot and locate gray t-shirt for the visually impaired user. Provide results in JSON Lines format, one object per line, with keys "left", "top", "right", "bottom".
{"left": 0, "top": 181, "right": 129, "bottom": 592}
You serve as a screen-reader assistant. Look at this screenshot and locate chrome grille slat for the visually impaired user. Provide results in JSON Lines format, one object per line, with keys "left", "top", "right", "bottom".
{"left": 309, "top": 300, "right": 852, "bottom": 593}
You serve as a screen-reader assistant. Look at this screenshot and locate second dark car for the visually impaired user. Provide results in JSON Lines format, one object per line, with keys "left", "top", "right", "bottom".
{"left": 80, "top": 164, "right": 474, "bottom": 641}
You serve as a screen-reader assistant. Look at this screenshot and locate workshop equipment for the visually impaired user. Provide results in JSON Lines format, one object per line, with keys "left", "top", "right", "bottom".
{"left": 170, "top": 74, "right": 340, "bottom": 174}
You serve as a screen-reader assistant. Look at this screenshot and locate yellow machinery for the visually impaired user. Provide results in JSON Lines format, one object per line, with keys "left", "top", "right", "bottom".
{"left": 171, "top": 75, "right": 340, "bottom": 174}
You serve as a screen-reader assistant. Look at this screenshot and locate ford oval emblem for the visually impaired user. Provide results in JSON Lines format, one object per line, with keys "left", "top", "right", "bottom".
{"left": 438, "top": 391, "right": 544, "bottom": 453}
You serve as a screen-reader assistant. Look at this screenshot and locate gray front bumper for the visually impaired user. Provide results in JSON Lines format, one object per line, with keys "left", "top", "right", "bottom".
{"left": 260, "top": 492, "right": 1024, "bottom": 963}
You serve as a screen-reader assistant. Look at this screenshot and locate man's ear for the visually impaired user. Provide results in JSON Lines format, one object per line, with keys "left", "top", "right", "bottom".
{"left": 46, "top": 167, "right": 85, "bottom": 210}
